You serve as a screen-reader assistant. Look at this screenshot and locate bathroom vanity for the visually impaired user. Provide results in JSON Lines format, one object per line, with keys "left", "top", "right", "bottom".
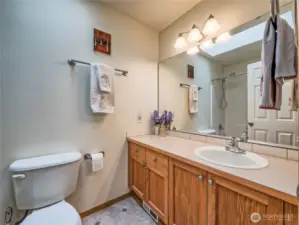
{"left": 127, "top": 135, "right": 298, "bottom": 225}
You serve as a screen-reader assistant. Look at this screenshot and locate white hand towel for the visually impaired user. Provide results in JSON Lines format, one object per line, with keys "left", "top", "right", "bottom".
{"left": 189, "top": 86, "right": 198, "bottom": 113}
{"left": 190, "top": 85, "right": 199, "bottom": 100}
{"left": 97, "top": 64, "right": 114, "bottom": 93}
{"left": 90, "top": 64, "right": 115, "bottom": 113}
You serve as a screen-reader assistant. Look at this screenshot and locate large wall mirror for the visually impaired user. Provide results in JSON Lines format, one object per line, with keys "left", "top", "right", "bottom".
{"left": 159, "top": 2, "right": 298, "bottom": 147}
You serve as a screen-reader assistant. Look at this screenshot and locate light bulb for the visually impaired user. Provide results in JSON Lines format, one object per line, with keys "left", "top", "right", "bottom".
{"left": 203, "top": 15, "right": 220, "bottom": 36}
{"left": 187, "top": 46, "right": 199, "bottom": 55}
{"left": 216, "top": 32, "right": 232, "bottom": 44}
{"left": 200, "top": 40, "right": 214, "bottom": 49}
{"left": 174, "top": 34, "right": 187, "bottom": 49}
{"left": 187, "top": 25, "right": 203, "bottom": 43}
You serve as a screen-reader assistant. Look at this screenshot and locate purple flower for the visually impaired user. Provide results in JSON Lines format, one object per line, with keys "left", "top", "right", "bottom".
{"left": 166, "top": 111, "right": 173, "bottom": 124}
{"left": 152, "top": 110, "right": 160, "bottom": 124}
{"left": 160, "top": 112, "right": 167, "bottom": 124}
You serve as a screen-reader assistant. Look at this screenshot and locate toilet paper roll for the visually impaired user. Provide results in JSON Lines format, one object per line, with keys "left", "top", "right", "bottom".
{"left": 90, "top": 152, "right": 104, "bottom": 172}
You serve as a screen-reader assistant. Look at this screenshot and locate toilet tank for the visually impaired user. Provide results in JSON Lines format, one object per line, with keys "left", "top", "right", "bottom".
{"left": 9, "top": 152, "right": 82, "bottom": 210}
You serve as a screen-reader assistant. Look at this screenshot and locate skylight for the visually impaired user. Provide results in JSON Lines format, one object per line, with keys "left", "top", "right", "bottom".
{"left": 202, "top": 11, "right": 294, "bottom": 57}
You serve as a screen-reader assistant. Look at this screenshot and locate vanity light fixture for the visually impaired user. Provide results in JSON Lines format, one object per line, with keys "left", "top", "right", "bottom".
{"left": 174, "top": 33, "right": 188, "bottom": 49}
{"left": 174, "top": 14, "right": 220, "bottom": 50}
{"left": 187, "top": 46, "right": 199, "bottom": 55}
{"left": 215, "top": 32, "right": 232, "bottom": 44}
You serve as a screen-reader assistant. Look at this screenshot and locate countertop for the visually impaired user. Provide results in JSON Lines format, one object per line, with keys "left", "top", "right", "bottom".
{"left": 128, "top": 135, "right": 298, "bottom": 198}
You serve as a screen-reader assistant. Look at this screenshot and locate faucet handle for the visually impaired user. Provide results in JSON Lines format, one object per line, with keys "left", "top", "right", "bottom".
{"left": 228, "top": 137, "right": 237, "bottom": 146}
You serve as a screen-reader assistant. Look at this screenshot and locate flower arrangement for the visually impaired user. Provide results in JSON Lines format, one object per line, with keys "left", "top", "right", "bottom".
{"left": 152, "top": 110, "right": 174, "bottom": 133}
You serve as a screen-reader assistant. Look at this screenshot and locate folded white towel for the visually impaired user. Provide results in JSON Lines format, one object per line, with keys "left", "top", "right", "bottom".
{"left": 90, "top": 63, "right": 115, "bottom": 113}
{"left": 96, "top": 64, "right": 114, "bottom": 92}
{"left": 189, "top": 85, "right": 198, "bottom": 113}
{"left": 190, "top": 85, "right": 199, "bottom": 101}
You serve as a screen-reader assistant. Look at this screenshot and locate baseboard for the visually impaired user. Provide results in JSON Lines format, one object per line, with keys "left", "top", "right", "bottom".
{"left": 80, "top": 192, "right": 132, "bottom": 218}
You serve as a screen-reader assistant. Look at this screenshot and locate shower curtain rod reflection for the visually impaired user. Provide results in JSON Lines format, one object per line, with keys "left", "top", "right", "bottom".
{"left": 68, "top": 59, "right": 128, "bottom": 76}
{"left": 212, "top": 72, "right": 247, "bottom": 81}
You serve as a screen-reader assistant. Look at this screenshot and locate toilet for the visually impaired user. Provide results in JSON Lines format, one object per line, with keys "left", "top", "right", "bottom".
{"left": 9, "top": 152, "right": 82, "bottom": 225}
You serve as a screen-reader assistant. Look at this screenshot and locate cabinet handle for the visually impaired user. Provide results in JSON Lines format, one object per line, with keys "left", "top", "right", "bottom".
{"left": 197, "top": 175, "right": 204, "bottom": 181}
{"left": 141, "top": 161, "right": 146, "bottom": 168}
{"left": 153, "top": 157, "right": 158, "bottom": 162}
{"left": 208, "top": 179, "right": 213, "bottom": 185}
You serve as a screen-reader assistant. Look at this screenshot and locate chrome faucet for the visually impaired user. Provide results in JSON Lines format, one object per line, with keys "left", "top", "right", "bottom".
{"left": 225, "top": 137, "right": 246, "bottom": 154}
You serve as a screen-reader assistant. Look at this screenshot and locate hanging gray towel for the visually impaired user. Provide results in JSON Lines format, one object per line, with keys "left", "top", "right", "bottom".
{"left": 260, "top": 18, "right": 279, "bottom": 110}
{"left": 275, "top": 16, "right": 297, "bottom": 85}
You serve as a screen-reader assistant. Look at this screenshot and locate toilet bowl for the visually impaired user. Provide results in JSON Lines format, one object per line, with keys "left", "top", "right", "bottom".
{"left": 22, "top": 201, "right": 81, "bottom": 225}
{"left": 9, "top": 151, "right": 82, "bottom": 225}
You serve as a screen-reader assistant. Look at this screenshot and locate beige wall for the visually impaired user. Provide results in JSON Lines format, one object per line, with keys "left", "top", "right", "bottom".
{"left": 0, "top": 0, "right": 158, "bottom": 222}
{"left": 159, "top": 53, "right": 224, "bottom": 132}
{"left": 159, "top": 0, "right": 292, "bottom": 61}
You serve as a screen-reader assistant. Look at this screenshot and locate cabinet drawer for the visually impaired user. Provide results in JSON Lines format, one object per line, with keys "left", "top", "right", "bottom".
{"left": 146, "top": 149, "right": 168, "bottom": 175}
{"left": 130, "top": 143, "right": 145, "bottom": 164}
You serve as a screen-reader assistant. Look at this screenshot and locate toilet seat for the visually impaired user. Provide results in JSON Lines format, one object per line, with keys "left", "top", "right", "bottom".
{"left": 22, "top": 200, "right": 81, "bottom": 225}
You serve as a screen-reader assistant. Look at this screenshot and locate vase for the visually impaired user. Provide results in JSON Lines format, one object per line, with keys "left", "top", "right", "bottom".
{"left": 159, "top": 125, "right": 167, "bottom": 137}
{"left": 154, "top": 125, "right": 160, "bottom": 135}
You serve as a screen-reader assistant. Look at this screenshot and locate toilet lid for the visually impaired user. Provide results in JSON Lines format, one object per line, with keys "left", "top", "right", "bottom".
{"left": 22, "top": 201, "right": 81, "bottom": 225}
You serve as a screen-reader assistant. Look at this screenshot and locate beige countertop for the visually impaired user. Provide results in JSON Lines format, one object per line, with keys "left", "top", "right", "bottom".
{"left": 128, "top": 135, "right": 298, "bottom": 198}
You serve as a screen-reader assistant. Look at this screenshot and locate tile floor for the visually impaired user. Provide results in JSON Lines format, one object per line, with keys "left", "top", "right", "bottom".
{"left": 82, "top": 197, "right": 156, "bottom": 225}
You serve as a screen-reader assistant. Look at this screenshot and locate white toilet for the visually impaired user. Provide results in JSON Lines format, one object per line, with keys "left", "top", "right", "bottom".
{"left": 9, "top": 152, "right": 82, "bottom": 225}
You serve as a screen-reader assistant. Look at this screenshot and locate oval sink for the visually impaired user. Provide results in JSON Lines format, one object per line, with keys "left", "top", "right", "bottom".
{"left": 194, "top": 146, "right": 268, "bottom": 169}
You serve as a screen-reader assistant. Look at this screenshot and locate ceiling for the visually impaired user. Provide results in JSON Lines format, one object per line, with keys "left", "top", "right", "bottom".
{"left": 97, "top": 0, "right": 202, "bottom": 31}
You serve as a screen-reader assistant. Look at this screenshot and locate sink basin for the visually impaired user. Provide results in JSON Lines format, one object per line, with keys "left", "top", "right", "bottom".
{"left": 194, "top": 146, "right": 268, "bottom": 169}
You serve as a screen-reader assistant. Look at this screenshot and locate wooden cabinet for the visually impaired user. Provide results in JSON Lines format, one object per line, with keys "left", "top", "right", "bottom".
{"left": 169, "top": 159, "right": 207, "bottom": 225}
{"left": 128, "top": 140, "right": 298, "bottom": 225}
{"left": 129, "top": 143, "right": 169, "bottom": 224}
{"left": 207, "top": 174, "right": 284, "bottom": 225}
{"left": 129, "top": 143, "right": 146, "bottom": 200}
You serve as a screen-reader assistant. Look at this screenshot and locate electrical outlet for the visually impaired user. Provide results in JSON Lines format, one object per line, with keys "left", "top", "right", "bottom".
{"left": 137, "top": 112, "right": 142, "bottom": 123}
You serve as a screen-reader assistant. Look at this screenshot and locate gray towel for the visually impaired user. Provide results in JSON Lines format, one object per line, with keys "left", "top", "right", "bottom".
{"left": 260, "top": 16, "right": 296, "bottom": 110}
{"left": 275, "top": 16, "right": 297, "bottom": 85}
{"left": 260, "top": 18, "right": 279, "bottom": 110}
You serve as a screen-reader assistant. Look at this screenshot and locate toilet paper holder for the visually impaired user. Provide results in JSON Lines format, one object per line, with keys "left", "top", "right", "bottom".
{"left": 84, "top": 152, "right": 105, "bottom": 160}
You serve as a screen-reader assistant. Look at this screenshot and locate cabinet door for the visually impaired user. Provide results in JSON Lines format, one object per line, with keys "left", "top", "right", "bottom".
{"left": 208, "top": 174, "right": 284, "bottom": 225}
{"left": 145, "top": 149, "right": 169, "bottom": 224}
{"left": 169, "top": 159, "right": 207, "bottom": 225}
{"left": 129, "top": 143, "right": 146, "bottom": 200}
{"left": 284, "top": 202, "right": 298, "bottom": 225}
{"left": 145, "top": 167, "right": 168, "bottom": 224}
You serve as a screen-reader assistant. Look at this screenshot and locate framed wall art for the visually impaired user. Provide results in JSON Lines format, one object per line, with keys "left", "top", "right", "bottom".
{"left": 94, "top": 28, "right": 111, "bottom": 55}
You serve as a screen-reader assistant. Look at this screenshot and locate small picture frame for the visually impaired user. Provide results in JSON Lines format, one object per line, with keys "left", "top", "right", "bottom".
{"left": 187, "top": 64, "right": 194, "bottom": 79}
{"left": 94, "top": 28, "right": 111, "bottom": 55}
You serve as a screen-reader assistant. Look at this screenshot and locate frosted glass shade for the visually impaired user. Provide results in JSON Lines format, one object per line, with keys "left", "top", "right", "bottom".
{"left": 187, "top": 46, "right": 199, "bottom": 55}
{"left": 200, "top": 40, "right": 214, "bottom": 49}
{"left": 203, "top": 15, "right": 220, "bottom": 36}
{"left": 215, "top": 32, "right": 232, "bottom": 44}
{"left": 187, "top": 26, "right": 203, "bottom": 43}
{"left": 174, "top": 35, "right": 187, "bottom": 49}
